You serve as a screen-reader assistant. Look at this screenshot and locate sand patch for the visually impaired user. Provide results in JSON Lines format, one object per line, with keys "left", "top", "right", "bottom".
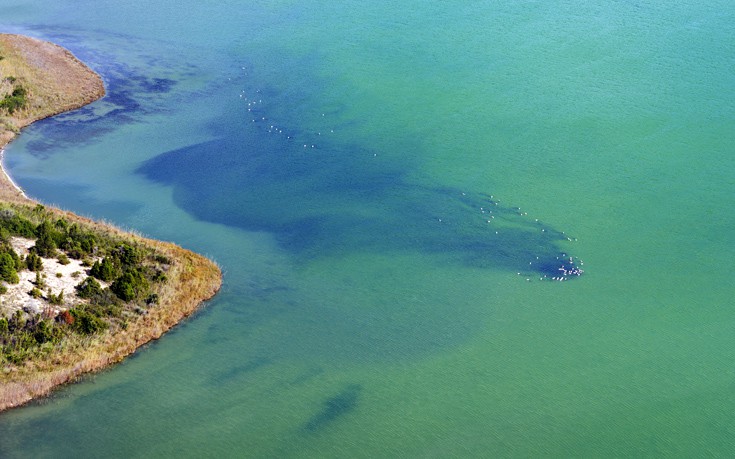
{"left": 0, "top": 237, "right": 103, "bottom": 317}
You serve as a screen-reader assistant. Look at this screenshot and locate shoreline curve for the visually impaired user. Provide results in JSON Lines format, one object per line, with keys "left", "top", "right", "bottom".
{"left": 0, "top": 33, "right": 222, "bottom": 412}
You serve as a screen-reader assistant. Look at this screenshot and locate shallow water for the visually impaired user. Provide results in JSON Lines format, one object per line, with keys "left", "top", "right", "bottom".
{"left": 1, "top": 1, "right": 734, "bottom": 456}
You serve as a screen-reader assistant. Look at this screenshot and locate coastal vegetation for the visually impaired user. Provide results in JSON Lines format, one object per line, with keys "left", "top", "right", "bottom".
{"left": 0, "top": 201, "right": 221, "bottom": 411}
{"left": 0, "top": 33, "right": 106, "bottom": 152}
{"left": 0, "top": 34, "right": 222, "bottom": 411}
{"left": 0, "top": 78, "right": 28, "bottom": 115}
{"left": 0, "top": 204, "right": 170, "bottom": 365}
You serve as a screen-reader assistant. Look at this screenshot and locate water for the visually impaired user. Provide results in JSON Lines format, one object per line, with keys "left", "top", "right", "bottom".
{"left": 1, "top": 1, "right": 734, "bottom": 456}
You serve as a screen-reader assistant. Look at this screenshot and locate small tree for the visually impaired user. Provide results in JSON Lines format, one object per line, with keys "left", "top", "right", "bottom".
{"left": 90, "top": 257, "right": 116, "bottom": 282}
{"left": 33, "top": 220, "right": 58, "bottom": 257}
{"left": 110, "top": 269, "right": 149, "bottom": 302}
{"left": 0, "top": 252, "right": 19, "bottom": 284}
{"left": 26, "top": 251, "right": 43, "bottom": 271}
{"left": 75, "top": 277, "right": 102, "bottom": 299}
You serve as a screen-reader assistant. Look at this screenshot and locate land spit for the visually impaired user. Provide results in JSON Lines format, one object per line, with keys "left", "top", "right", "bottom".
{"left": 0, "top": 33, "right": 222, "bottom": 412}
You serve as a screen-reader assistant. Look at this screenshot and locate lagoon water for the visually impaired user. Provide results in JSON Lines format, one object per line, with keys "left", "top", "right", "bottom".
{"left": 1, "top": 1, "right": 734, "bottom": 456}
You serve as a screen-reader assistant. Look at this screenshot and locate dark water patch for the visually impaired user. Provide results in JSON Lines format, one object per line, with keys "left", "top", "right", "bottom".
{"left": 289, "top": 367, "right": 325, "bottom": 386}
{"left": 211, "top": 357, "right": 273, "bottom": 385}
{"left": 303, "top": 384, "right": 361, "bottom": 433}
{"left": 137, "top": 126, "right": 583, "bottom": 281}
{"left": 12, "top": 26, "right": 196, "bottom": 157}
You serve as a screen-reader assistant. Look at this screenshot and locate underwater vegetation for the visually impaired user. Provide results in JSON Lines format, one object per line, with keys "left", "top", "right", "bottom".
{"left": 139, "top": 111, "right": 583, "bottom": 282}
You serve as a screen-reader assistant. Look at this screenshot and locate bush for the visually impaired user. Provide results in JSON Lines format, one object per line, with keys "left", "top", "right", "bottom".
{"left": 145, "top": 293, "right": 159, "bottom": 305}
{"left": 34, "top": 271, "right": 45, "bottom": 288}
{"left": 110, "top": 268, "right": 149, "bottom": 301}
{"left": 84, "top": 302, "right": 122, "bottom": 319}
{"left": 90, "top": 257, "right": 116, "bottom": 282}
{"left": 0, "top": 252, "right": 19, "bottom": 284}
{"left": 48, "top": 290, "right": 64, "bottom": 305}
{"left": 70, "top": 308, "right": 108, "bottom": 335}
{"left": 32, "top": 320, "right": 54, "bottom": 344}
{"left": 33, "top": 220, "right": 59, "bottom": 257}
{"left": 29, "top": 288, "right": 42, "bottom": 299}
{"left": 0, "top": 211, "right": 35, "bottom": 237}
{"left": 75, "top": 276, "right": 102, "bottom": 299}
{"left": 57, "top": 253, "right": 70, "bottom": 265}
{"left": 0, "top": 92, "right": 27, "bottom": 114}
{"left": 152, "top": 270, "right": 167, "bottom": 283}
{"left": 26, "top": 252, "right": 43, "bottom": 271}
{"left": 0, "top": 243, "right": 22, "bottom": 269}
{"left": 57, "top": 310, "right": 74, "bottom": 325}
{"left": 61, "top": 224, "right": 97, "bottom": 258}
{"left": 116, "top": 244, "right": 141, "bottom": 268}
{"left": 154, "top": 254, "right": 171, "bottom": 265}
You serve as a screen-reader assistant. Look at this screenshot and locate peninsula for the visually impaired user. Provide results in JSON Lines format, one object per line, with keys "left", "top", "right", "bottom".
{"left": 0, "top": 33, "right": 222, "bottom": 411}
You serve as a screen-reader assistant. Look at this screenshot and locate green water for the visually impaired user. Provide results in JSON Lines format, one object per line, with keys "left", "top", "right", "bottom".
{"left": 1, "top": 1, "right": 734, "bottom": 456}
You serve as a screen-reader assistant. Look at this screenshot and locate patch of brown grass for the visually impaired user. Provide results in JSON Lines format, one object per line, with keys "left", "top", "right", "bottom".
{"left": 0, "top": 33, "right": 105, "bottom": 129}
{"left": 0, "top": 33, "right": 106, "bottom": 203}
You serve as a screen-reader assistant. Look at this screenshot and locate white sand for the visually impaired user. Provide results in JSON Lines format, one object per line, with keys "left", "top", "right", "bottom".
{"left": 0, "top": 237, "right": 102, "bottom": 317}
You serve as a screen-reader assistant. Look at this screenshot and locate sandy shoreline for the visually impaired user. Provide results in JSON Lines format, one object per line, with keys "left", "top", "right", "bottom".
{"left": 0, "top": 34, "right": 222, "bottom": 412}
{"left": 0, "top": 147, "right": 28, "bottom": 200}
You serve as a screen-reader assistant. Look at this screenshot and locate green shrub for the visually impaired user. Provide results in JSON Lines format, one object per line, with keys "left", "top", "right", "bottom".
{"left": 32, "top": 320, "right": 54, "bottom": 344}
{"left": 110, "top": 268, "right": 149, "bottom": 301}
{"left": 90, "top": 257, "right": 117, "bottom": 282}
{"left": 75, "top": 276, "right": 102, "bottom": 299}
{"left": 57, "top": 253, "right": 70, "bottom": 265}
{"left": 11, "top": 86, "right": 26, "bottom": 98}
{"left": 48, "top": 290, "right": 64, "bottom": 305}
{"left": 154, "top": 254, "right": 171, "bottom": 265}
{"left": 0, "top": 94, "right": 27, "bottom": 114}
{"left": 29, "top": 288, "right": 42, "bottom": 298}
{"left": 83, "top": 302, "right": 122, "bottom": 319}
{"left": 145, "top": 293, "right": 159, "bottom": 305}
{"left": 0, "top": 211, "right": 35, "bottom": 237}
{"left": 70, "top": 308, "right": 108, "bottom": 335}
{"left": 0, "top": 252, "right": 19, "bottom": 283}
{"left": 32, "top": 220, "right": 59, "bottom": 257}
{"left": 152, "top": 270, "right": 167, "bottom": 283}
{"left": 26, "top": 252, "right": 43, "bottom": 271}
{"left": 116, "top": 244, "right": 141, "bottom": 268}
{"left": 34, "top": 271, "right": 45, "bottom": 288}
{"left": 0, "top": 83, "right": 28, "bottom": 115}
{"left": 0, "top": 242, "right": 22, "bottom": 269}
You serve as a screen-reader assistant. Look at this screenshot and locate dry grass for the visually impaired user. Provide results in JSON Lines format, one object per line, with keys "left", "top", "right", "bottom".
{"left": 0, "top": 33, "right": 106, "bottom": 203}
{"left": 0, "top": 35, "right": 222, "bottom": 411}
{"left": 0, "top": 33, "right": 105, "bottom": 128}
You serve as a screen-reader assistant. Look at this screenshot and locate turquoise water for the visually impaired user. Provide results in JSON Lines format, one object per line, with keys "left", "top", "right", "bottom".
{"left": 1, "top": 1, "right": 734, "bottom": 456}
